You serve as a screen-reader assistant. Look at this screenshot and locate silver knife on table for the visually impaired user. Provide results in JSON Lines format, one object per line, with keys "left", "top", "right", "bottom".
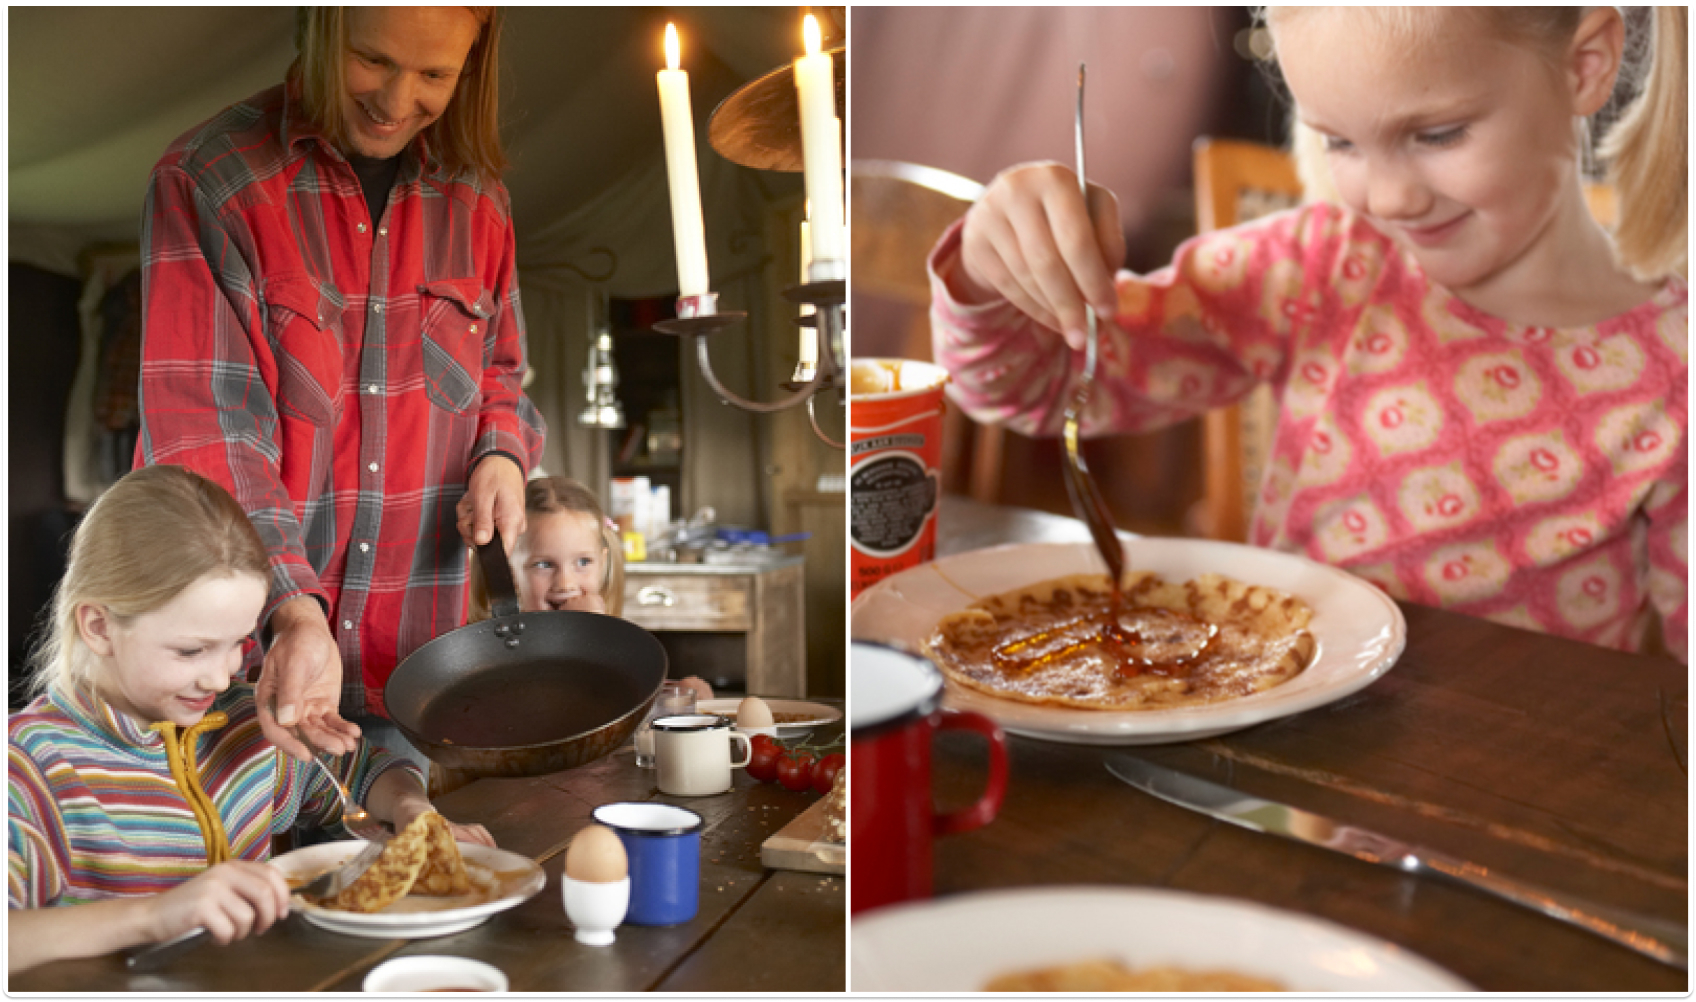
{"left": 1105, "top": 754, "right": 1687, "bottom": 969}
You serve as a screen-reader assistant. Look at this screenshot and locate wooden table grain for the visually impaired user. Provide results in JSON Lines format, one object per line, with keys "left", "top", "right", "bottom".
{"left": 12, "top": 717, "right": 846, "bottom": 993}
{"left": 913, "top": 495, "right": 1686, "bottom": 992}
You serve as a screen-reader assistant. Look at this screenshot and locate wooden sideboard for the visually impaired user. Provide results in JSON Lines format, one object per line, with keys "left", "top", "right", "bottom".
{"left": 621, "top": 556, "right": 807, "bottom": 697}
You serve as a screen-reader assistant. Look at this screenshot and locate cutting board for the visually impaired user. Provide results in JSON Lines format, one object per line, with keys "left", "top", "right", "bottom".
{"left": 761, "top": 797, "right": 845, "bottom": 875}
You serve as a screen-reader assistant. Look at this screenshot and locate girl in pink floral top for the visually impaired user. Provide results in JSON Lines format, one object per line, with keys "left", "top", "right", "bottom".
{"left": 930, "top": 7, "right": 1686, "bottom": 660}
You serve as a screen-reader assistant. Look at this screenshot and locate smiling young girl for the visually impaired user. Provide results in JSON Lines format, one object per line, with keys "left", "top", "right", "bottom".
{"left": 931, "top": 7, "right": 1685, "bottom": 659}
{"left": 8, "top": 466, "right": 491, "bottom": 972}
{"left": 469, "top": 476, "right": 713, "bottom": 702}
{"left": 510, "top": 477, "right": 626, "bottom": 616}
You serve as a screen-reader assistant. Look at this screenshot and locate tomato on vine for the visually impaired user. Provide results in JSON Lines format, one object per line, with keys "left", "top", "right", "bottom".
{"left": 747, "top": 734, "right": 783, "bottom": 783}
{"left": 776, "top": 749, "right": 816, "bottom": 792}
{"left": 810, "top": 752, "right": 845, "bottom": 795}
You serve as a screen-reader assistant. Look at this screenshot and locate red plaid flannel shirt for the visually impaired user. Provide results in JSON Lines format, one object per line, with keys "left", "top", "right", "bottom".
{"left": 137, "top": 83, "right": 546, "bottom": 717}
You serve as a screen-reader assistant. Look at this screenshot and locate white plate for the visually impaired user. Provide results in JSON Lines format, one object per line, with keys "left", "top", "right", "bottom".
{"left": 275, "top": 840, "right": 545, "bottom": 939}
{"left": 849, "top": 539, "right": 1405, "bottom": 744}
{"left": 696, "top": 698, "right": 843, "bottom": 735}
{"left": 851, "top": 887, "right": 1474, "bottom": 992}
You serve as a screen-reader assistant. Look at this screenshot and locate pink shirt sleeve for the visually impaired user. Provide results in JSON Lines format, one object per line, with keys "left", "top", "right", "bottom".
{"left": 929, "top": 205, "right": 1341, "bottom": 439}
{"left": 1642, "top": 475, "right": 1687, "bottom": 661}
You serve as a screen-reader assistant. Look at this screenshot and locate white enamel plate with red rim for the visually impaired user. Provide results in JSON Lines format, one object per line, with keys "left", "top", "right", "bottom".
{"left": 848, "top": 539, "right": 1406, "bottom": 745}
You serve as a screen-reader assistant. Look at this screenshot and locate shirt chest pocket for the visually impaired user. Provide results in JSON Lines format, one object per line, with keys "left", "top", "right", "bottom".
{"left": 419, "top": 279, "right": 494, "bottom": 414}
{"left": 261, "top": 276, "right": 346, "bottom": 427}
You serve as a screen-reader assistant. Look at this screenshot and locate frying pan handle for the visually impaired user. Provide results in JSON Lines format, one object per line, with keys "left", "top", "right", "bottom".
{"left": 476, "top": 528, "right": 522, "bottom": 620}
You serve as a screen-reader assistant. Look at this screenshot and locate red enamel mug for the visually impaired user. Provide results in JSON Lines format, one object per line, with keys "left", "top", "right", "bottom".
{"left": 850, "top": 642, "right": 1009, "bottom": 915}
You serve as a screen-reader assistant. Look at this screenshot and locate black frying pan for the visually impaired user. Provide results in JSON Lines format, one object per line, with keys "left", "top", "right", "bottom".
{"left": 383, "top": 529, "right": 667, "bottom": 778}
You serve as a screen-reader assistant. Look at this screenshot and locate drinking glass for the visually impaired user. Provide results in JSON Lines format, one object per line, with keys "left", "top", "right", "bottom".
{"left": 634, "top": 681, "right": 697, "bottom": 768}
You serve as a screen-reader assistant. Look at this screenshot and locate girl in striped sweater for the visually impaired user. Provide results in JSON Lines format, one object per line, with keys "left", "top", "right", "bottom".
{"left": 8, "top": 465, "right": 491, "bottom": 972}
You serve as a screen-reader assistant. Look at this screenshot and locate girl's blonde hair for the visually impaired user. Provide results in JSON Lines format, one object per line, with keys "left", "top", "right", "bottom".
{"left": 29, "top": 465, "right": 271, "bottom": 701}
{"left": 469, "top": 477, "right": 626, "bottom": 620}
{"left": 289, "top": 7, "right": 508, "bottom": 181}
{"left": 1269, "top": 6, "right": 1687, "bottom": 280}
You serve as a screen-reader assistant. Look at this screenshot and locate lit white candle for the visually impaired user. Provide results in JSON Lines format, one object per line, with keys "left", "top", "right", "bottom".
{"left": 793, "top": 15, "right": 844, "bottom": 272}
{"left": 657, "top": 24, "right": 710, "bottom": 298}
{"left": 798, "top": 202, "right": 818, "bottom": 362}
{"left": 797, "top": 200, "right": 817, "bottom": 313}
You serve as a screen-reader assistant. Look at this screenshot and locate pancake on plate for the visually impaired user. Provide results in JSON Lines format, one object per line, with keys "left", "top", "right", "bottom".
{"left": 985, "top": 958, "right": 1285, "bottom": 992}
{"left": 325, "top": 811, "right": 473, "bottom": 912}
{"left": 924, "top": 570, "right": 1315, "bottom": 711}
{"left": 411, "top": 810, "right": 473, "bottom": 896}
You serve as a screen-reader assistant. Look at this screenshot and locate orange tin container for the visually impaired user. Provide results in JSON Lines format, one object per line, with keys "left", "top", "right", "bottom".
{"left": 849, "top": 359, "right": 949, "bottom": 598}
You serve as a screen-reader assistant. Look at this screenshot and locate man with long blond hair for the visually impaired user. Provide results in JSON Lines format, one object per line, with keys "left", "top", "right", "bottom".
{"left": 135, "top": 8, "right": 546, "bottom": 769}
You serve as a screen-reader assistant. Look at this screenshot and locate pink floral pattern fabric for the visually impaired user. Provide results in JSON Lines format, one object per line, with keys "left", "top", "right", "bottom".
{"left": 930, "top": 203, "right": 1687, "bottom": 660}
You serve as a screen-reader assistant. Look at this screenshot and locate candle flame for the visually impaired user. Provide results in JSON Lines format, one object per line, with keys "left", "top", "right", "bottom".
{"left": 803, "top": 14, "right": 820, "bottom": 56}
{"left": 665, "top": 23, "right": 680, "bottom": 71}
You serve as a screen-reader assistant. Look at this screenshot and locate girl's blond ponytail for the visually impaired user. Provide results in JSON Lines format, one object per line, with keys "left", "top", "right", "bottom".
{"left": 1597, "top": 6, "right": 1687, "bottom": 280}
{"left": 599, "top": 523, "right": 627, "bottom": 618}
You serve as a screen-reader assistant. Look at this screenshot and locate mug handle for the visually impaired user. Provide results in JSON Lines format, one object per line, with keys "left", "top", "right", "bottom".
{"left": 931, "top": 708, "right": 1009, "bottom": 836}
{"left": 728, "top": 731, "right": 752, "bottom": 769}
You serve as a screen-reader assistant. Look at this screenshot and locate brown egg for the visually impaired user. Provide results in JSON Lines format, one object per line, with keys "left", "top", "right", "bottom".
{"left": 736, "top": 696, "right": 775, "bottom": 729}
{"left": 564, "top": 824, "right": 627, "bottom": 883}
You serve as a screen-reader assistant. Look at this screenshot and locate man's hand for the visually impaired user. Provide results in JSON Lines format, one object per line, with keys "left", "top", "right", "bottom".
{"left": 257, "top": 596, "right": 361, "bottom": 761}
{"left": 457, "top": 455, "right": 526, "bottom": 550}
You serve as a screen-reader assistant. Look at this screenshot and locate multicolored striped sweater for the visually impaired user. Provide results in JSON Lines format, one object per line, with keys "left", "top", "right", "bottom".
{"left": 8, "top": 682, "right": 418, "bottom": 908}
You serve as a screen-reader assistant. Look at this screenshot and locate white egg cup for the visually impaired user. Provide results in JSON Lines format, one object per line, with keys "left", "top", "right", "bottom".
{"left": 562, "top": 875, "right": 630, "bottom": 946}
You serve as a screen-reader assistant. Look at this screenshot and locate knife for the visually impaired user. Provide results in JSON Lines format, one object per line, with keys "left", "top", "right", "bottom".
{"left": 124, "top": 839, "right": 385, "bottom": 971}
{"left": 1105, "top": 754, "right": 1687, "bottom": 970}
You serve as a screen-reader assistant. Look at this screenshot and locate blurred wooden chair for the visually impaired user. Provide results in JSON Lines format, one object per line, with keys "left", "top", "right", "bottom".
{"left": 1189, "top": 137, "right": 1618, "bottom": 541}
{"left": 1189, "top": 138, "right": 1303, "bottom": 542}
{"left": 850, "top": 159, "right": 1008, "bottom": 501}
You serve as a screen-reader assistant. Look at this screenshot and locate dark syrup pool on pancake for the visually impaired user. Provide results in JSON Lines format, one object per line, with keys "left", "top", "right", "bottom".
{"left": 990, "top": 587, "right": 1219, "bottom": 680}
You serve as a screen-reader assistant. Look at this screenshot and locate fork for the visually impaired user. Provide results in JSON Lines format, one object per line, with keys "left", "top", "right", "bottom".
{"left": 309, "top": 754, "right": 388, "bottom": 842}
{"left": 1060, "top": 63, "right": 1126, "bottom": 591}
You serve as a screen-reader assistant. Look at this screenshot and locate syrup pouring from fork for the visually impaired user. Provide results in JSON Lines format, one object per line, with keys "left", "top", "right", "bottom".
{"left": 1059, "top": 63, "right": 1127, "bottom": 608}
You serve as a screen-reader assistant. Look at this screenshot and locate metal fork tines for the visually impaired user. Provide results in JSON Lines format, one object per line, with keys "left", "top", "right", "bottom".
{"left": 309, "top": 754, "right": 387, "bottom": 841}
{"left": 1060, "top": 62, "right": 1125, "bottom": 588}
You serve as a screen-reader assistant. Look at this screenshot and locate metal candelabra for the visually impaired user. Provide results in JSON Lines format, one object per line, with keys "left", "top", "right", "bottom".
{"left": 651, "top": 271, "right": 845, "bottom": 449}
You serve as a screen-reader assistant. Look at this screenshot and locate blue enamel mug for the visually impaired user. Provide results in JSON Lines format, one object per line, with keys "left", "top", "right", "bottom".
{"left": 591, "top": 803, "right": 703, "bottom": 925}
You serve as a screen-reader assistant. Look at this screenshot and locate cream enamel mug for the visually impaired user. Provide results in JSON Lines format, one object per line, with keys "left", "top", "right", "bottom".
{"left": 652, "top": 714, "right": 752, "bottom": 796}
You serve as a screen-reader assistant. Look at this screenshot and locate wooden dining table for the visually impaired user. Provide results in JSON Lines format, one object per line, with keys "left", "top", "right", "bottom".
{"left": 911, "top": 494, "right": 1686, "bottom": 992}
{"left": 12, "top": 709, "right": 846, "bottom": 993}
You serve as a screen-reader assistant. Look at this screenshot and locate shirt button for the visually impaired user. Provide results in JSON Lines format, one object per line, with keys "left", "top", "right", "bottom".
{"left": 368, "top": 462, "right": 379, "bottom": 473}
{"left": 374, "top": 303, "right": 383, "bottom": 314}
{"left": 342, "top": 620, "right": 354, "bottom": 630}
{"left": 367, "top": 384, "right": 380, "bottom": 394}
{"left": 359, "top": 542, "right": 370, "bottom": 553}
{"left": 357, "top": 223, "right": 368, "bottom": 234}
{"left": 378, "top": 226, "right": 388, "bottom": 237}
